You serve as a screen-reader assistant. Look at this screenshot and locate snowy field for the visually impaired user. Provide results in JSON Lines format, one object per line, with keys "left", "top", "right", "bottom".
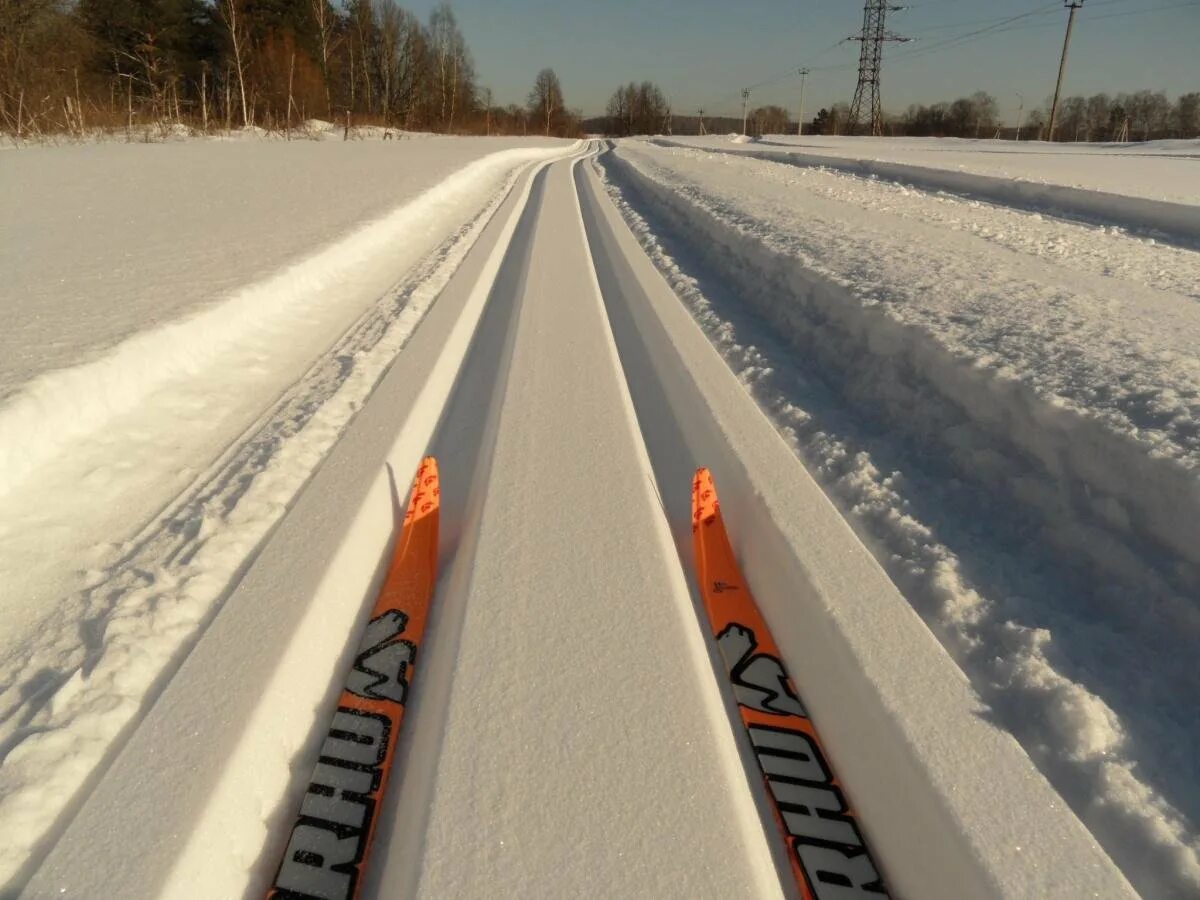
{"left": 0, "top": 134, "right": 572, "bottom": 889}
{"left": 601, "top": 137, "right": 1200, "bottom": 896}
{"left": 0, "top": 135, "right": 563, "bottom": 397}
{"left": 668, "top": 134, "right": 1200, "bottom": 205}
{"left": 1, "top": 133, "right": 1197, "bottom": 898}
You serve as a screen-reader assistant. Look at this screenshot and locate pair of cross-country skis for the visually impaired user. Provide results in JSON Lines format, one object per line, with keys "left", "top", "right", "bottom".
{"left": 266, "top": 458, "right": 889, "bottom": 900}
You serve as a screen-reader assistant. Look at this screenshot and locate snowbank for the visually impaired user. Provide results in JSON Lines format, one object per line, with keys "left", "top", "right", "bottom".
{"left": 600, "top": 141, "right": 1200, "bottom": 897}
{"left": 576, "top": 155, "right": 1137, "bottom": 898}
{"left": 0, "top": 141, "right": 576, "bottom": 890}
{"left": 0, "top": 146, "right": 563, "bottom": 499}
{"left": 663, "top": 134, "right": 1200, "bottom": 207}
{"left": 653, "top": 137, "right": 1200, "bottom": 246}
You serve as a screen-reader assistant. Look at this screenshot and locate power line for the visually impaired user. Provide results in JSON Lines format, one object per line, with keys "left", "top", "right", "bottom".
{"left": 1048, "top": 1, "right": 1086, "bottom": 141}
{"left": 693, "top": 37, "right": 849, "bottom": 122}
{"left": 690, "top": 0, "right": 1196, "bottom": 120}
{"left": 885, "top": 3, "right": 1061, "bottom": 64}
{"left": 1087, "top": 0, "right": 1200, "bottom": 20}
{"left": 887, "top": 0, "right": 1198, "bottom": 66}
{"left": 696, "top": 3, "right": 1068, "bottom": 117}
{"left": 847, "top": 2, "right": 910, "bottom": 135}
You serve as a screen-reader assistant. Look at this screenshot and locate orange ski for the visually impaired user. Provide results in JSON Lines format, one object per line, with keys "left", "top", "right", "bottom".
{"left": 269, "top": 457, "right": 441, "bottom": 900}
{"left": 691, "top": 468, "right": 888, "bottom": 899}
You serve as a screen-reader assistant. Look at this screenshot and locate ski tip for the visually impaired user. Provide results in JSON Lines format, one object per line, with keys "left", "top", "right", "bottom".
{"left": 404, "top": 456, "right": 440, "bottom": 526}
{"left": 692, "top": 467, "right": 720, "bottom": 533}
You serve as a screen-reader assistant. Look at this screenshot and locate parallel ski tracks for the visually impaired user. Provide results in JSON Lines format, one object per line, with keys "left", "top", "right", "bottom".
{"left": 19, "top": 144, "right": 1143, "bottom": 900}
{"left": 1, "top": 159, "right": 534, "bottom": 895}
{"left": 648, "top": 137, "right": 1200, "bottom": 250}
{"left": 0, "top": 186, "right": 498, "bottom": 750}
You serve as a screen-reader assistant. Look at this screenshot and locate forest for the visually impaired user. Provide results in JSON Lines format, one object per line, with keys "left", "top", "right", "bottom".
{"left": 0, "top": 0, "right": 581, "bottom": 137}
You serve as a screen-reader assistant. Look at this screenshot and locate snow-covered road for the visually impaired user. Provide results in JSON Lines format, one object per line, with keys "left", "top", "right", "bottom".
{"left": 5, "top": 134, "right": 1195, "bottom": 898}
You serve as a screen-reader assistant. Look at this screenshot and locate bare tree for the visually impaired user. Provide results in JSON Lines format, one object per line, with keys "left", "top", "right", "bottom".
{"left": 604, "top": 81, "right": 670, "bottom": 136}
{"left": 217, "top": 0, "right": 249, "bottom": 127}
{"left": 0, "top": 0, "right": 87, "bottom": 134}
{"left": 426, "top": 3, "right": 473, "bottom": 132}
{"left": 1086, "top": 93, "right": 1111, "bottom": 141}
{"left": 310, "top": 0, "right": 337, "bottom": 115}
{"left": 1176, "top": 92, "right": 1200, "bottom": 138}
{"left": 749, "top": 104, "right": 790, "bottom": 136}
{"left": 970, "top": 91, "right": 997, "bottom": 137}
{"left": 372, "top": 0, "right": 425, "bottom": 126}
{"left": 1128, "top": 89, "right": 1171, "bottom": 141}
{"left": 350, "top": 0, "right": 376, "bottom": 115}
{"left": 528, "top": 67, "right": 563, "bottom": 136}
{"left": 1060, "top": 95, "right": 1088, "bottom": 141}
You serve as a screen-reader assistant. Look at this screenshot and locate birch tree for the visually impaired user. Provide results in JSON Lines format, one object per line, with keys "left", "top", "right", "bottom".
{"left": 216, "top": 0, "right": 249, "bottom": 126}
{"left": 528, "top": 67, "right": 562, "bottom": 136}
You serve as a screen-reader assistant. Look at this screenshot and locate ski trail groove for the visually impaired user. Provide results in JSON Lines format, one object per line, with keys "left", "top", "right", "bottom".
{"left": 576, "top": 147, "right": 1139, "bottom": 899}
{"left": 649, "top": 138, "right": 1200, "bottom": 249}
{"left": 361, "top": 161, "right": 550, "bottom": 900}
{"left": 593, "top": 143, "right": 1198, "bottom": 897}
{"left": 367, "top": 147, "right": 781, "bottom": 899}
{"left": 12, "top": 139, "right": 1157, "bottom": 900}
{"left": 1, "top": 152, "right": 555, "bottom": 895}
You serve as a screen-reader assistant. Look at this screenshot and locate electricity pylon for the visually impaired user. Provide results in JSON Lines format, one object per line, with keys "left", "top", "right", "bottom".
{"left": 847, "top": 1, "right": 909, "bottom": 136}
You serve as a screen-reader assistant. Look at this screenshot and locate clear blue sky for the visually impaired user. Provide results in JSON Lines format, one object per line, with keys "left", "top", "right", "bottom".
{"left": 403, "top": 0, "right": 1199, "bottom": 123}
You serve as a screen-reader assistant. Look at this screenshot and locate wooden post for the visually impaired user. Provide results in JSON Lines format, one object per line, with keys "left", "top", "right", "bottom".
{"left": 286, "top": 52, "right": 295, "bottom": 140}
{"left": 201, "top": 65, "right": 209, "bottom": 132}
{"left": 74, "top": 68, "right": 85, "bottom": 136}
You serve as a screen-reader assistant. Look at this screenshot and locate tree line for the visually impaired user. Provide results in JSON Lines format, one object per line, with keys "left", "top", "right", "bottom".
{"left": 587, "top": 78, "right": 1198, "bottom": 142}
{"left": 595, "top": 80, "right": 799, "bottom": 138}
{"left": 0, "top": 0, "right": 581, "bottom": 138}
{"left": 813, "top": 89, "right": 1199, "bottom": 141}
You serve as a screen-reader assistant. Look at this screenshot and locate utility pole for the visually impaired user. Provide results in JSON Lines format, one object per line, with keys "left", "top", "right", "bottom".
{"left": 1014, "top": 92, "right": 1024, "bottom": 141}
{"left": 698, "top": 108, "right": 706, "bottom": 136}
{"left": 741, "top": 89, "right": 751, "bottom": 135}
{"left": 797, "top": 68, "right": 810, "bottom": 136}
{"left": 847, "top": 1, "right": 909, "bottom": 136}
{"left": 1047, "top": 1, "right": 1084, "bottom": 142}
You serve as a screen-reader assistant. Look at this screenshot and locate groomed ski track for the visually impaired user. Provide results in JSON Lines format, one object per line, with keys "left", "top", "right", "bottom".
{"left": 23, "top": 146, "right": 1136, "bottom": 898}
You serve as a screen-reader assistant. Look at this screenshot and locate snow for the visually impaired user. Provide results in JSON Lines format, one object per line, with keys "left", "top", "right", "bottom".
{"left": 3, "top": 132, "right": 1192, "bottom": 897}
{"left": 697, "top": 133, "right": 1200, "bottom": 206}
{"left": 0, "top": 137, "right": 556, "bottom": 398}
{"left": 577, "top": 156, "right": 1135, "bottom": 899}
{"left": 23, "top": 153, "right": 559, "bottom": 898}
{"left": 370, "top": 158, "right": 781, "bottom": 898}
{"left": 0, "top": 136, "right": 573, "bottom": 889}
{"left": 599, "top": 138, "right": 1200, "bottom": 896}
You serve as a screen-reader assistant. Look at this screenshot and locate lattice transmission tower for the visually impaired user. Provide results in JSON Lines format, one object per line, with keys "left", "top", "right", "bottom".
{"left": 847, "top": 1, "right": 909, "bottom": 136}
